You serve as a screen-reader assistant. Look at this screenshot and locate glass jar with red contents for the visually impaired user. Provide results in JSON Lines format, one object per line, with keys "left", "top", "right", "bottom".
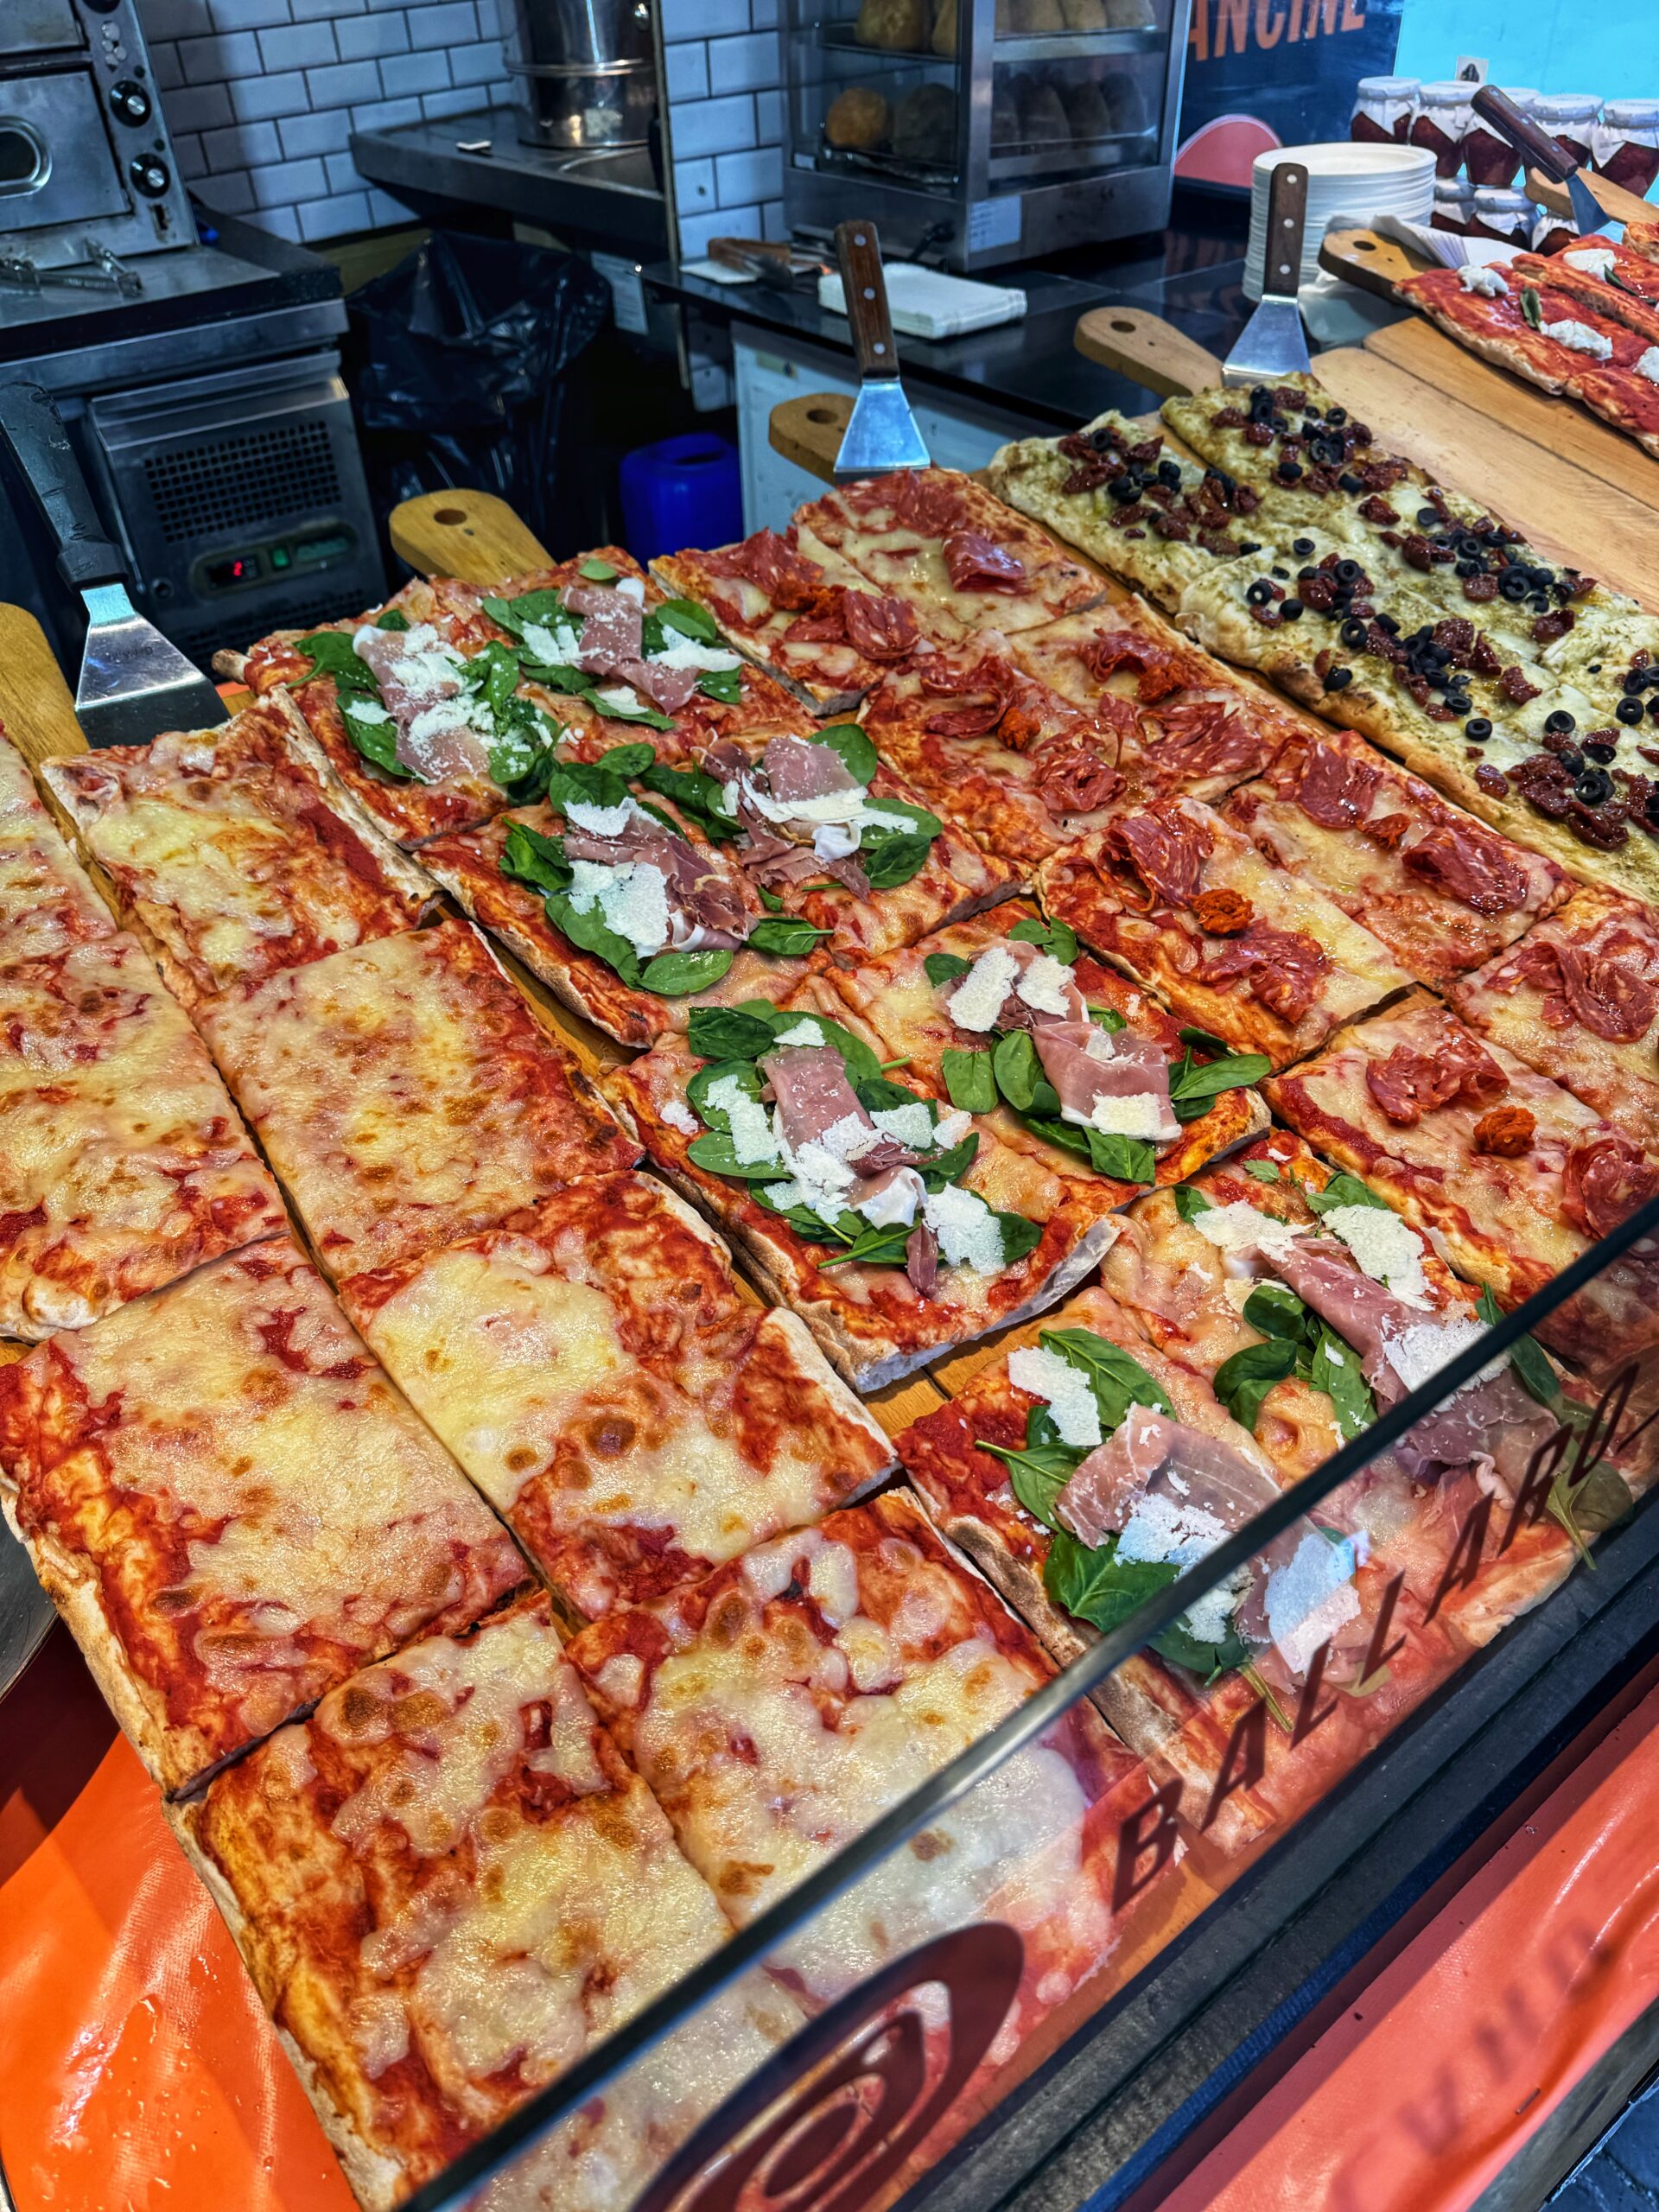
{"left": 1467, "top": 186, "right": 1540, "bottom": 247}
{"left": 1531, "top": 207, "right": 1576, "bottom": 256}
{"left": 1461, "top": 86, "right": 1538, "bottom": 186}
{"left": 1432, "top": 177, "right": 1478, "bottom": 233}
{"left": 1351, "top": 76, "right": 1419, "bottom": 147}
{"left": 1531, "top": 93, "right": 1601, "bottom": 168}
{"left": 1593, "top": 98, "right": 1659, "bottom": 197}
{"left": 1409, "top": 81, "right": 1474, "bottom": 178}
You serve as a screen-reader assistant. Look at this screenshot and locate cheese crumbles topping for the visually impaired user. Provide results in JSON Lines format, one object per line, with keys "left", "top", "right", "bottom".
{"left": 1007, "top": 1344, "right": 1102, "bottom": 1448}
{"left": 1541, "top": 318, "right": 1615, "bottom": 359}
{"left": 1320, "top": 1203, "right": 1433, "bottom": 1309}
{"left": 1458, "top": 264, "right": 1510, "bottom": 296}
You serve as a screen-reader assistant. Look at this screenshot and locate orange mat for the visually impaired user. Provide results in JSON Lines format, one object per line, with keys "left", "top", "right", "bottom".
{"left": 4, "top": 1637, "right": 1659, "bottom": 2212}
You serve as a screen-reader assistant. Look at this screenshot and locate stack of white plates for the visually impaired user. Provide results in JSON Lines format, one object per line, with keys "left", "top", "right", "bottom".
{"left": 1243, "top": 142, "right": 1436, "bottom": 301}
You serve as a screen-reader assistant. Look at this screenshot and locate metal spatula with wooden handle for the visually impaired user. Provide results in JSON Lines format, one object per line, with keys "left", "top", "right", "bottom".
{"left": 0, "top": 382, "right": 226, "bottom": 747}
{"left": 833, "top": 219, "right": 930, "bottom": 481}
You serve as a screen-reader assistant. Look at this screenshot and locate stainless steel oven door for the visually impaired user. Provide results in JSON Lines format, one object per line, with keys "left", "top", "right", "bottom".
{"left": 0, "top": 68, "right": 126, "bottom": 230}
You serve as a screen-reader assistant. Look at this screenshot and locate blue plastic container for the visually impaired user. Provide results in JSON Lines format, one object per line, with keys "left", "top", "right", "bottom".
{"left": 620, "top": 431, "right": 742, "bottom": 563}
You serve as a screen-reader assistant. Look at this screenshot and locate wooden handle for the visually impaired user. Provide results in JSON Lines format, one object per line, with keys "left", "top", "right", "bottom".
{"left": 1473, "top": 85, "right": 1574, "bottom": 182}
{"left": 1074, "top": 307, "right": 1224, "bottom": 399}
{"left": 836, "top": 219, "right": 900, "bottom": 381}
{"left": 1318, "top": 226, "right": 1431, "bottom": 301}
{"left": 389, "top": 490, "right": 553, "bottom": 585}
{"left": 769, "top": 392, "right": 852, "bottom": 484}
{"left": 1262, "top": 161, "right": 1309, "bottom": 297}
{"left": 0, "top": 604, "right": 88, "bottom": 767}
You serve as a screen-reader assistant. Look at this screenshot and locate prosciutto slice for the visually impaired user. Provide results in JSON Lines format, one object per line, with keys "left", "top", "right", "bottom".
{"left": 349, "top": 624, "right": 492, "bottom": 783}
{"left": 561, "top": 810, "right": 750, "bottom": 949}
{"left": 761, "top": 732, "right": 860, "bottom": 804}
{"left": 1033, "top": 1022, "right": 1179, "bottom": 1147}
{"left": 562, "top": 582, "right": 702, "bottom": 714}
{"left": 760, "top": 1045, "right": 925, "bottom": 1179}
{"left": 1055, "top": 1405, "right": 1280, "bottom": 1551}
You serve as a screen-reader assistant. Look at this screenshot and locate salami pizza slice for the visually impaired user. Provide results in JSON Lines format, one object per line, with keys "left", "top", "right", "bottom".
{"left": 339, "top": 1173, "right": 893, "bottom": 1622}
{"left": 41, "top": 701, "right": 435, "bottom": 1015}
{"left": 792, "top": 467, "right": 1107, "bottom": 634}
{"left": 1262, "top": 988, "right": 1659, "bottom": 1374}
{"left": 1223, "top": 724, "right": 1567, "bottom": 988}
{"left": 652, "top": 527, "right": 957, "bottom": 710}
{"left": 200, "top": 918, "right": 639, "bottom": 1281}
{"left": 817, "top": 900, "right": 1269, "bottom": 1201}
{"left": 0, "top": 934, "right": 287, "bottom": 1338}
{"left": 0, "top": 728, "right": 117, "bottom": 970}
{"left": 566, "top": 1491, "right": 1165, "bottom": 2031}
{"left": 604, "top": 998, "right": 1119, "bottom": 1389}
{"left": 179, "top": 1591, "right": 803, "bottom": 2212}
{"left": 0, "top": 1237, "right": 527, "bottom": 1796}
{"left": 1450, "top": 885, "right": 1659, "bottom": 1153}
{"left": 1037, "top": 793, "right": 1414, "bottom": 1066}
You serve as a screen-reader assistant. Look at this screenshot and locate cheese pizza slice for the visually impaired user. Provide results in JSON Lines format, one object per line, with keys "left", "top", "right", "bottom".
{"left": 41, "top": 701, "right": 434, "bottom": 1015}
{"left": 856, "top": 638, "right": 1130, "bottom": 873}
{"left": 1037, "top": 793, "right": 1414, "bottom": 1067}
{"left": 605, "top": 997, "right": 1118, "bottom": 1389}
{"left": 567, "top": 1491, "right": 1163, "bottom": 2031}
{"left": 0, "top": 933, "right": 287, "bottom": 1338}
{"left": 340, "top": 1173, "right": 893, "bottom": 1622}
{"left": 1263, "top": 988, "right": 1659, "bottom": 1374}
{"left": 1450, "top": 886, "right": 1659, "bottom": 1153}
{"left": 0, "top": 1238, "right": 527, "bottom": 1796}
{"left": 817, "top": 901, "right": 1269, "bottom": 1201}
{"left": 200, "top": 919, "right": 639, "bottom": 1280}
{"left": 793, "top": 467, "right": 1107, "bottom": 634}
{"left": 179, "top": 1592, "right": 802, "bottom": 2212}
{"left": 0, "top": 726, "right": 117, "bottom": 969}
{"left": 1223, "top": 725, "right": 1567, "bottom": 989}
{"left": 652, "top": 525, "right": 959, "bottom": 711}
{"left": 891, "top": 1280, "right": 1594, "bottom": 1859}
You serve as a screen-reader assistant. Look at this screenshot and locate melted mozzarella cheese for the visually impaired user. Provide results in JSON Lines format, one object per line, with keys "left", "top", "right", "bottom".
{"left": 1541, "top": 318, "right": 1615, "bottom": 359}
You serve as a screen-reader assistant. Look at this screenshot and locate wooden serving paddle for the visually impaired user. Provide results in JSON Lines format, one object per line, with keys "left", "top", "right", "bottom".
{"left": 1074, "top": 307, "right": 1224, "bottom": 399}
{"left": 1317, "top": 226, "right": 1436, "bottom": 302}
{"left": 389, "top": 489, "right": 552, "bottom": 584}
{"left": 768, "top": 391, "right": 854, "bottom": 484}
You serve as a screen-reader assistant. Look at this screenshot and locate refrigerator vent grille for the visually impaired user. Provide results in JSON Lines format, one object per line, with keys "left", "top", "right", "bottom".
{"left": 143, "top": 422, "right": 344, "bottom": 544}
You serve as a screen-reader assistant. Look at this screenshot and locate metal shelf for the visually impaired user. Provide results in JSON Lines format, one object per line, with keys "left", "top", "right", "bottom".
{"left": 813, "top": 17, "right": 1162, "bottom": 59}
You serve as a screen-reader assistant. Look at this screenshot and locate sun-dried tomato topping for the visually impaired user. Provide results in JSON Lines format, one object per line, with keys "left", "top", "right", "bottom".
{"left": 1358, "top": 494, "right": 1399, "bottom": 524}
{"left": 1192, "top": 887, "right": 1253, "bottom": 934}
{"left": 1562, "top": 1134, "right": 1659, "bottom": 1242}
{"left": 1532, "top": 607, "right": 1575, "bottom": 645}
{"left": 1473, "top": 1105, "right": 1535, "bottom": 1158}
{"left": 1498, "top": 666, "right": 1541, "bottom": 704}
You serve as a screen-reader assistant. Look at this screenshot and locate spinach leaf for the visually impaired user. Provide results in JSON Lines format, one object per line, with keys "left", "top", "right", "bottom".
{"left": 1241, "top": 1281, "right": 1308, "bottom": 1342}
{"left": 941, "top": 1046, "right": 996, "bottom": 1116}
{"left": 296, "top": 627, "right": 381, "bottom": 696}
{"left": 1214, "top": 1337, "right": 1298, "bottom": 1431}
{"left": 922, "top": 1133, "right": 980, "bottom": 1189}
{"left": 820, "top": 1220, "right": 914, "bottom": 1269}
{"left": 993, "top": 1210, "right": 1045, "bottom": 1267}
{"left": 1477, "top": 1285, "right": 1560, "bottom": 1406}
{"left": 653, "top": 597, "right": 721, "bottom": 644}
{"left": 992, "top": 1028, "right": 1043, "bottom": 1112}
{"left": 1520, "top": 285, "right": 1542, "bottom": 330}
{"left": 481, "top": 588, "right": 569, "bottom": 639}
{"left": 1090, "top": 1004, "right": 1127, "bottom": 1032}
{"left": 500, "top": 818, "right": 573, "bottom": 894}
{"left": 1008, "top": 915, "right": 1079, "bottom": 964}
{"left": 976, "top": 1440, "right": 1080, "bottom": 1530}
{"left": 1085, "top": 1129, "right": 1157, "bottom": 1183}
{"left": 747, "top": 915, "right": 833, "bottom": 958}
{"left": 816, "top": 722, "right": 880, "bottom": 786}
{"left": 1040, "top": 1328, "right": 1173, "bottom": 1426}
{"left": 546, "top": 890, "right": 644, "bottom": 987}
{"left": 640, "top": 947, "right": 736, "bottom": 996}
{"left": 685, "top": 1058, "right": 771, "bottom": 1136}
{"left": 1302, "top": 1170, "right": 1390, "bottom": 1216}
{"left": 374, "top": 608, "right": 410, "bottom": 632}
{"left": 340, "top": 698, "right": 416, "bottom": 780}
{"left": 854, "top": 1074, "right": 925, "bottom": 1115}
{"left": 1045, "top": 1530, "right": 1179, "bottom": 1637}
{"left": 1153, "top": 1616, "right": 1253, "bottom": 1681}
{"left": 1173, "top": 1185, "right": 1212, "bottom": 1221}
{"left": 1244, "top": 1159, "right": 1281, "bottom": 1183}
{"left": 579, "top": 556, "right": 619, "bottom": 581}
{"left": 697, "top": 667, "right": 744, "bottom": 704}
{"left": 687, "top": 1128, "right": 785, "bottom": 1180}
{"left": 861, "top": 832, "right": 937, "bottom": 892}
{"left": 1168, "top": 1051, "right": 1272, "bottom": 1116}
{"left": 595, "top": 741, "right": 656, "bottom": 780}
{"left": 687, "top": 1006, "right": 779, "bottom": 1063}
{"left": 1313, "top": 1325, "right": 1376, "bottom": 1441}
{"left": 588, "top": 688, "right": 677, "bottom": 733}
{"left": 1178, "top": 1024, "right": 1230, "bottom": 1054}
{"left": 925, "top": 951, "right": 973, "bottom": 987}
{"left": 639, "top": 758, "right": 739, "bottom": 839}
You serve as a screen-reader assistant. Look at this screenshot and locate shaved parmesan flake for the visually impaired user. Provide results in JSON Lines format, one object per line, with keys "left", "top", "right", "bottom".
{"left": 945, "top": 944, "right": 1020, "bottom": 1033}
{"left": 871, "top": 1101, "right": 936, "bottom": 1150}
{"left": 660, "top": 1096, "right": 699, "bottom": 1135}
{"left": 592, "top": 684, "right": 646, "bottom": 713}
{"left": 565, "top": 858, "right": 671, "bottom": 958}
{"left": 614, "top": 575, "right": 646, "bottom": 604}
{"left": 563, "top": 796, "right": 638, "bottom": 837}
{"left": 1007, "top": 1346, "right": 1101, "bottom": 1449}
{"left": 772, "top": 1018, "right": 826, "bottom": 1048}
{"left": 521, "top": 618, "right": 583, "bottom": 664}
{"left": 1322, "top": 1203, "right": 1433, "bottom": 1309}
{"left": 1382, "top": 1314, "right": 1507, "bottom": 1395}
{"left": 1085, "top": 1091, "right": 1168, "bottom": 1139}
{"left": 649, "top": 634, "right": 742, "bottom": 674}
{"left": 1265, "top": 1530, "right": 1364, "bottom": 1675}
{"left": 705, "top": 1074, "right": 781, "bottom": 1166}
{"left": 1014, "top": 954, "right": 1076, "bottom": 1018}
{"left": 922, "top": 1183, "right": 1006, "bottom": 1274}
{"left": 1637, "top": 346, "right": 1659, "bottom": 386}
{"left": 1192, "top": 1200, "right": 1303, "bottom": 1266}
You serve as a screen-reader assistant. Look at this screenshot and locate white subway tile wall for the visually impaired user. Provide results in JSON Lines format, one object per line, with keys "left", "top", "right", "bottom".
{"left": 141, "top": 0, "right": 786, "bottom": 255}
{"left": 136, "top": 0, "right": 513, "bottom": 241}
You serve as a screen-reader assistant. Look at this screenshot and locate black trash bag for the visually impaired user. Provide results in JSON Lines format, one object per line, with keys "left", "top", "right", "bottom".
{"left": 347, "top": 231, "right": 610, "bottom": 552}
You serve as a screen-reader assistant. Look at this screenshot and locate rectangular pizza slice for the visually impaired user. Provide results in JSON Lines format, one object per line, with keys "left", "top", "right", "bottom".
{"left": 0, "top": 1237, "right": 527, "bottom": 1796}
{"left": 1449, "top": 886, "right": 1659, "bottom": 1153}
{"left": 1222, "top": 723, "right": 1567, "bottom": 988}
{"left": 604, "top": 996, "right": 1119, "bottom": 1389}
{"left": 1037, "top": 793, "right": 1414, "bottom": 1067}
{"left": 41, "top": 700, "right": 435, "bottom": 1015}
{"left": 792, "top": 467, "right": 1108, "bottom": 634}
{"left": 890, "top": 1279, "right": 1591, "bottom": 1859}
{"left": 0, "top": 933, "right": 287, "bottom": 1338}
{"left": 200, "top": 918, "right": 639, "bottom": 1280}
{"left": 339, "top": 1172, "right": 893, "bottom": 1622}
{"left": 816, "top": 899, "right": 1269, "bottom": 1201}
{"left": 177, "top": 1590, "right": 802, "bottom": 2212}
{"left": 652, "top": 525, "right": 957, "bottom": 710}
{"left": 566, "top": 1491, "right": 1163, "bottom": 2029}
{"left": 1262, "top": 988, "right": 1659, "bottom": 1374}
{"left": 0, "top": 726, "right": 118, "bottom": 970}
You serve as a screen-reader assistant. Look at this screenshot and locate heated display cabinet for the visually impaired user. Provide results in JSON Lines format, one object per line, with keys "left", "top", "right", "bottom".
{"left": 779, "top": 0, "right": 1193, "bottom": 268}
{"left": 391, "top": 1192, "right": 1659, "bottom": 2212}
